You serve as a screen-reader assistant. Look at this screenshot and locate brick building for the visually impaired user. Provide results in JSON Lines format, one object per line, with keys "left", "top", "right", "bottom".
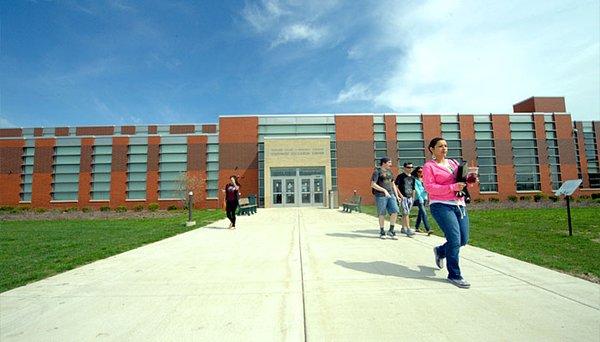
{"left": 1, "top": 97, "right": 599, "bottom": 209}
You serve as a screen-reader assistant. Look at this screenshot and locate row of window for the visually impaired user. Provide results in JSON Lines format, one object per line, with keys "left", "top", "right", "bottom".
{"left": 20, "top": 125, "right": 216, "bottom": 137}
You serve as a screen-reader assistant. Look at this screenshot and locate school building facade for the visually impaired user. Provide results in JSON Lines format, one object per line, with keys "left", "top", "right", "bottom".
{"left": 0, "top": 96, "right": 599, "bottom": 210}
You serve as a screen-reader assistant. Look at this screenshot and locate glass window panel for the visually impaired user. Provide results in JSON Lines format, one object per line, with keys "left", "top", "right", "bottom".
{"left": 474, "top": 123, "right": 493, "bottom": 131}
{"left": 93, "top": 164, "right": 112, "bottom": 173}
{"left": 21, "top": 184, "right": 32, "bottom": 192}
{"left": 206, "top": 180, "right": 218, "bottom": 189}
{"left": 206, "top": 154, "right": 219, "bottom": 162}
{"left": 23, "top": 156, "right": 35, "bottom": 165}
{"left": 21, "top": 174, "right": 33, "bottom": 183}
{"left": 159, "top": 181, "right": 183, "bottom": 190}
{"left": 374, "top": 133, "right": 386, "bottom": 141}
{"left": 159, "top": 162, "right": 187, "bottom": 172}
{"left": 478, "top": 166, "right": 496, "bottom": 174}
{"left": 207, "top": 163, "right": 219, "bottom": 171}
{"left": 513, "top": 148, "right": 537, "bottom": 156}
{"left": 94, "top": 146, "right": 112, "bottom": 154}
{"left": 52, "top": 182, "right": 79, "bottom": 192}
{"left": 159, "top": 190, "right": 185, "bottom": 199}
{"left": 546, "top": 140, "right": 558, "bottom": 148}
{"left": 374, "top": 141, "right": 387, "bottom": 149}
{"left": 21, "top": 193, "right": 32, "bottom": 201}
{"left": 546, "top": 131, "right": 556, "bottom": 139}
{"left": 23, "top": 165, "right": 34, "bottom": 174}
{"left": 54, "top": 155, "right": 81, "bottom": 164}
{"left": 474, "top": 115, "right": 491, "bottom": 122}
{"left": 54, "top": 165, "right": 80, "bottom": 173}
{"left": 91, "top": 182, "right": 111, "bottom": 191}
{"left": 91, "top": 192, "right": 110, "bottom": 200}
{"left": 127, "top": 191, "right": 146, "bottom": 199}
{"left": 128, "top": 154, "right": 147, "bottom": 163}
{"left": 161, "top": 136, "right": 187, "bottom": 144}
{"left": 23, "top": 148, "right": 35, "bottom": 156}
{"left": 442, "top": 132, "right": 460, "bottom": 140}
{"left": 128, "top": 163, "right": 147, "bottom": 172}
{"left": 548, "top": 157, "right": 560, "bottom": 165}
{"left": 397, "top": 132, "right": 423, "bottom": 140}
{"left": 477, "top": 157, "right": 496, "bottom": 165}
{"left": 511, "top": 131, "right": 535, "bottom": 139}
{"left": 514, "top": 156, "right": 539, "bottom": 164}
{"left": 92, "top": 173, "right": 111, "bottom": 182}
{"left": 160, "top": 172, "right": 184, "bottom": 181}
{"left": 515, "top": 165, "right": 539, "bottom": 173}
{"left": 53, "top": 173, "right": 79, "bottom": 182}
{"left": 129, "top": 145, "right": 148, "bottom": 153}
{"left": 92, "top": 155, "right": 112, "bottom": 163}
{"left": 480, "top": 183, "right": 498, "bottom": 192}
{"left": 441, "top": 123, "right": 460, "bottom": 131}
{"left": 207, "top": 144, "right": 219, "bottom": 152}
{"left": 206, "top": 190, "right": 218, "bottom": 198}
{"left": 516, "top": 173, "right": 540, "bottom": 183}
{"left": 206, "top": 171, "right": 218, "bottom": 180}
{"left": 398, "top": 150, "right": 425, "bottom": 158}
{"left": 512, "top": 140, "right": 537, "bottom": 148}
{"left": 476, "top": 149, "right": 494, "bottom": 156}
{"left": 396, "top": 123, "right": 422, "bottom": 132}
{"left": 297, "top": 125, "right": 328, "bottom": 133}
{"left": 53, "top": 192, "right": 78, "bottom": 200}
{"left": 476, "top": 140, "right": 495, "bottom": 148}
{"left": 549, "top": 165, "right": 561, "bottom": 174}
{"left": 160, "top": 144, "right": 187, "bottom": 153}
{"left": 510, "top": 122, "right": 535, "bottom": 131}
{"left": 159, "top": 154, "right": 187, "bottom": 163}
{"left": 478, "top": 174, "right": 497, "bottom": 183}
{"left": 396, "top": 116, "right": 421, "bottom": 123}
{"left": 447, "top": 140, "right": 462, "bottom": 148}
{"left": 397, "top": 141, "right": 424, "bottom": 149}
{"left": 375, "top": 150, "right": 387, "bottom": 158}
{"left": 127, "top": 172, "right": 147, "bottom": 181}
{"left": 55, "top": 146, "right": 81, "bottom": 155}
{"left": 127, "top": 181, "right": 147, "bottom": 191}
{"left": 475, "top": 132, "right": 493, "bottom": 139}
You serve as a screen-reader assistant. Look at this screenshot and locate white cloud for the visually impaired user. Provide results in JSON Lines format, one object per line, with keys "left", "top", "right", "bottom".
{"left": 0, "top": 116, "right": 16, "bottom": 128}
{"left": 339, "top": 0, "right": 600, "bottom": 120}
{"left": 271, "top": 23, "right": 325, "bottom": 47}
{"left": 335, "top": 83, "right": 373, "bottom": 103}
{"left": 241, "top": 0, "right": 286, "bottom": 33}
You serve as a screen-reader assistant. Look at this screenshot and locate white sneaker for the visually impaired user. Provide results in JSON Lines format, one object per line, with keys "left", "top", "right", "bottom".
{"left": 405, "top": 228, "right": 415, "bottom": 237}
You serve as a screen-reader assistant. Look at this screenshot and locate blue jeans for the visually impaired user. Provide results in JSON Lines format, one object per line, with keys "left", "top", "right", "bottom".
{"left": 375, "top": 195, "right": 399, "bottom": 216}
{"left": 429, "top": 203, "right": 469, "bottom": 280}
{"left": 414, "top": 200, "right": 431, "bottom": 231}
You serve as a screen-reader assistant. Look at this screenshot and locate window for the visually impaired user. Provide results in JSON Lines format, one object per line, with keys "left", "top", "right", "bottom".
{"left": 373, "top": 115, "right": 387, "bottom": 166}
{"left": 474, "top": 115, "right": 498, "bottom": 192}
{"left": 396, "top": 115, "right": 425, "bottom": 167}
{"left": 582, "top": 122, "right": 599, "bottom": 188}
{"left": 510, "top": 115, "right": 540, "bottom": 191}
{"left": 127, "top": 139, "right": 148, "bottom": 200}
{"left": 544, "top": 116, "right": 561, "bottom": 190}
{"left": 20, "top": 143, "right": 35, "bottom": 201}
{"left": 159, "top": 137, "right": 188, "bottom": 199}
{"left": 441, "top": 116, "right": 462, "bottom": 161}
{"left": 91, "top": 139, "right": 112, "bottom": 200}
{"left": 52, "top": 140, "right": 81, "bottom": 201}
{"left": 206, "top": 134, "right": 220, "bottom": 198}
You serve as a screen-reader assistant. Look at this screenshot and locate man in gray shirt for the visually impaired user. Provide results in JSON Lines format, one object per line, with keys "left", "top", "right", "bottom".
{"left": 371, "top": 157, "right": 401, "bottom": 239}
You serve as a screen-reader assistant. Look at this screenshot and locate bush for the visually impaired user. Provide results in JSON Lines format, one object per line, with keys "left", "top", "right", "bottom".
{"left": 591, "top": 193, "right": 600, "bottom": 200}
{"left": 488, "top": 197, "right": 500, "bottom": 203}
{"left": 533, "top": 193, "right": 545, "bottom": 202}
{"left": 0, "top": 206, "right": 14, "bottom": 212}
{"left": 519, "top": 196, "right": 532, "bottom": 202}
{"left": 593, "top": 198, "right": 600, "bottom": 204}
{"left": 115, "top": 206, "right": 127, "bottom": 213}
{"left": 99, "top": 206, "right": 111, "bottom": 212}
{"left": 548, "top": 196, "right": 559, "bottom": 202}
{"left": 473, "top": 198, "right": 485, "bottom": 204}
{"left": 81, "top": 207, "right": 91, "bottom": 213}
{"left": 148, "top": 203, "right": 159, "bottom": 212}
{"left": 34, "top": 208, "right": 47, "bottom": 213}
{"left": 64, "top": 207, "right": 78, "bottom": 213}
{"left": 167, "top": 205, "right": 178, "bottom": 211}
{"left": 507, "top": 195, "right": 518, "bottom": 202}
{"left": 133, "top": 205, "right": 144, "bottom": 212}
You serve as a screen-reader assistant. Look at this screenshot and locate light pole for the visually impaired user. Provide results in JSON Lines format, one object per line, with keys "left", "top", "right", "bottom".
{"left": 186, "top": 191, "right": 196, "bottom": 227}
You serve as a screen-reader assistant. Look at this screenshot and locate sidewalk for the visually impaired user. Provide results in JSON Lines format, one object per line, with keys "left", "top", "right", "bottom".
{"left": 1, "top": 208, "right": 598, "bottom": 341}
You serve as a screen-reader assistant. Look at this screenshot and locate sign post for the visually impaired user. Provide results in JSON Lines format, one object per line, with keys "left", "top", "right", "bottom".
{"left": 186, "top": 191, "right": 196, "bottom": 227}
{"left": 554, "top": 179, "right": 582, "bottom": 236}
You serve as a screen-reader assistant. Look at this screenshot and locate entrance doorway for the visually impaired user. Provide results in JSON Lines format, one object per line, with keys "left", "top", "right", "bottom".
{"left": 271, "top": 167, "right": 325, "bottom": 207}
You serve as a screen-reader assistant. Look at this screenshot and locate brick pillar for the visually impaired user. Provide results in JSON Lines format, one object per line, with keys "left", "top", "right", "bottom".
{"left": 422, "top": 115, "right": 442, "bottom": 159}
{"left": 534, "top": 115, "right": 552, "bottom": 194}
{"left": 110, "top": 137, "right": 128, "bottom": 207}
{"left": 31, "top": 138, "right": 55, "bottom": 208}
{"left": 0, "top": 139, "right": 25, "bottom": 205}
{"left": 574, "top": 122, "right": 589, "bottom": 187}
{"left": 187, "top": 135, "right": 208, "bottom": 208}
{"left": 384, "top": 114, "right": 399, "bottom": 175}
{"left": 555, "top": 115, "right": 578, "bottom": 182}
{"left": 492, "top": 115, "right": 515, "bottom": 199}
{"left": 78, "top": 138, "right": 94, "bottom": 207}
{"left": 459, "top": 115, "right": 478, "bottom": 197}
{"left": 147, "top": 136, "right": 160, "bottom": 205}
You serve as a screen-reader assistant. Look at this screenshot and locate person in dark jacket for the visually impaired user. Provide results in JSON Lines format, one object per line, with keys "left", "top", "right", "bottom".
{"left": 223, "top": 176, "right": 240, "bottom": 229}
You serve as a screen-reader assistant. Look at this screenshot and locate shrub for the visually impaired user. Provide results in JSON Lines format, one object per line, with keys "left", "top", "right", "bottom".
{"left": 133, "top": 205, "right": 144, "bottom": 212}
{"left": 34, "top": 207, "right": 47, "bottom": 213}
{"left": 473, "top": 198, "right": 485, "bottom": 204}
{"left": 64, "top": 207, "right": 78, "bottom": 213}
{"left": 591, "top": 193, "right": 600, "bottom": 200}
{"left": 593, "top": 198, "right": 600, "bottom": 204}
{"left": 519, "top": 196, "right": 532, "bottom": 202}
{"left": 81, "top": 207, "right": 91, "bottom": 213}
{"left": 488, "top": 197, "right": 500, "bottom": 203}
{"left": 0, "top": 206, "right": 14, "bottom": 212}
{"left": 167, "top": 205, "right": 178, "bottom": 211}
{"left": 115, "top": 205, "right": 127, "bottom": 213}
{"left": 99, "top": 206, "right": 111, "bottom": 212}
{"left": 533, "top": 193, "right": 545, "bottom": 202}
{"left": 507, "top": 195, "right": 518, "bottom": 202}
{"left": 548, "top": 195, "right": 559, "bottom": 202}
{"left": 148, "top": 203, "right": 159, "bottom": 212}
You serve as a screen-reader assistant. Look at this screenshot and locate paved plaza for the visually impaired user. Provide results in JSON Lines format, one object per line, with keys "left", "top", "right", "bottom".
{"left": 1, "top": 208, "right": 599, "bottom": 341}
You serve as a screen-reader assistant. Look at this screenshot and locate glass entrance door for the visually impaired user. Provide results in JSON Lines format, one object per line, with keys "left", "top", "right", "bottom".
{"left": 271, "top": 167, "right": 326, "bottom": 207}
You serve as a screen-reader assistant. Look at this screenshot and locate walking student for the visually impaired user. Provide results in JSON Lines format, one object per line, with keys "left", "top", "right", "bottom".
{"left": 394, "top": 162, "right": 416, "bottom": 237}
{"left": 412, "top": 166, "right": 432, "bottom": 235}
{"left": 371, "top": 157, "right": 401, "bottom": 240}
{"left": 223, "top": 175, "right": 240, "bottom": 229}
{"left": 423, "top": 137, "right": 472, "bottom": 288}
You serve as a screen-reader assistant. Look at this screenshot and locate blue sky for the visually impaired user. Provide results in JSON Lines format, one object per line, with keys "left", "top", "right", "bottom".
{"left": 1, "top": 0, "right": 599, "bottom": 128}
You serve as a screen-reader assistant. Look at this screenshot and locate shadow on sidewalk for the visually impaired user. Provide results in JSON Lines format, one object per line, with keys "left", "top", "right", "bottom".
{"left": 327, "top": 229, "right": 411, "bottom": 239}
{"left": 334, "top": 260, "right": 447, "bottom": 283}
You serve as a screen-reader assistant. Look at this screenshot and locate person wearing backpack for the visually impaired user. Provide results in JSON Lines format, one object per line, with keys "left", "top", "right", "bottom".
{"left": 370, "top": 157, "right": 401, "bottom": 240}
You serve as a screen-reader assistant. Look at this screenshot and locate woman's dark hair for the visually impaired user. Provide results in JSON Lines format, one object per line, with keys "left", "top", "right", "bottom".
{"left": 411, "top": 166, "right": 423, "bottom": 177}
{"left": 229, "top": 175, "right": 240, "bottom": 187}
{"left": 428, "top": 137, "right": 446, "bottom": 153}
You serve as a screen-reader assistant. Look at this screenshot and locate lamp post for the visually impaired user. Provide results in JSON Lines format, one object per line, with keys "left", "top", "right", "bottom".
{"left": 186, "top": 191, "right": 196, "bottom": 227}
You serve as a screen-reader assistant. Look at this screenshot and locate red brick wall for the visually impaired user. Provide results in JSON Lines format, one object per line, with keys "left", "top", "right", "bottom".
{"left": 0, "top": 128, "right": 22, "bottom": 138}
{"left": 76, "top": 126, "right": 114, "bottom": 136}
{"left": 170, "top": 125, "right": 195, "bottom": 134}
{"left": 335, "top": 115, "right": 375, "bottom": 204}
{"left": 491, "top": 115, "right": 515, "bottom": 198}
{"left": 78, "top": 138, "right": 94, "bottom": 207}
{"left": 187, "top": 135, "right": 208, "bottom": 208}
{"left": 513, "top": 97, "right": 566, "bottom": 113}
{"left": 55, "top": 127, "right": 69, "bottom": 136}
{"left": 534, "top": 115, "right": 552, "bottom": 194}
{"left": 202, "top": 124, "right": 217, "bottom": 134}
{"left": 147, "top": 136, "right": 160, "bottom": 205}
{"left": 218, "top": 117, "right": 259, "bottom": 206}
{"left": 121, "top": 126, "right": 136, "bottom": 135}
{"left": 513, "top": 97, "right": 536, "bottom": 113}
{"left": 0, "top": 139, "right": 25, "bottom": 205}
{"left": 574, "top": 122, "right": 589, "bottom": 187}
{"left": 31, "top": 138, "right": 55, "bottom": 207}
{"left": 422, "top": 115, "right": 442, "bottom": 159}
{"left": 384, "top": 115, "right": 399, "bottom": 175}
{"left": 109, "top": 137, "right": 128, "bottom": 207}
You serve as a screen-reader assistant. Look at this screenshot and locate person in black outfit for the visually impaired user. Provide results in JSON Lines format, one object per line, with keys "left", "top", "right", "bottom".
{"left": 394, "top": 162, "right": 416, "bottom": 236}
{"left": 223, "top": 176, "right": 240, "bottom": 229}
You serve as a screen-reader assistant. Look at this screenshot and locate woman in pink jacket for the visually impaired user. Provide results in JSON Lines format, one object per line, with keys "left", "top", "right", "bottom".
{"left": 422, "top": 137, "right": 471, "bottom": 288}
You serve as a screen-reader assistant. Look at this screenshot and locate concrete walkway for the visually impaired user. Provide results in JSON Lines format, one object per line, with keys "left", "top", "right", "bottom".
{"left": 1, "top": 208, "right": 598, "bottom": 341}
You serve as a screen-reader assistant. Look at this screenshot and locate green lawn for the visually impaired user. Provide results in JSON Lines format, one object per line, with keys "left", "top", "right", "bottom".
{"left": 362, "top": 206, "right": 600, "bottom": 282}
{"left": 0, "top": 210, "right": 225, "bottom": 293}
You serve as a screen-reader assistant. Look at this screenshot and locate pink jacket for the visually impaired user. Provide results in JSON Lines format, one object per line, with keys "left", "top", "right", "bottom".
{"left": 422, "top": 159, "right": 465, "bottom": 204}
